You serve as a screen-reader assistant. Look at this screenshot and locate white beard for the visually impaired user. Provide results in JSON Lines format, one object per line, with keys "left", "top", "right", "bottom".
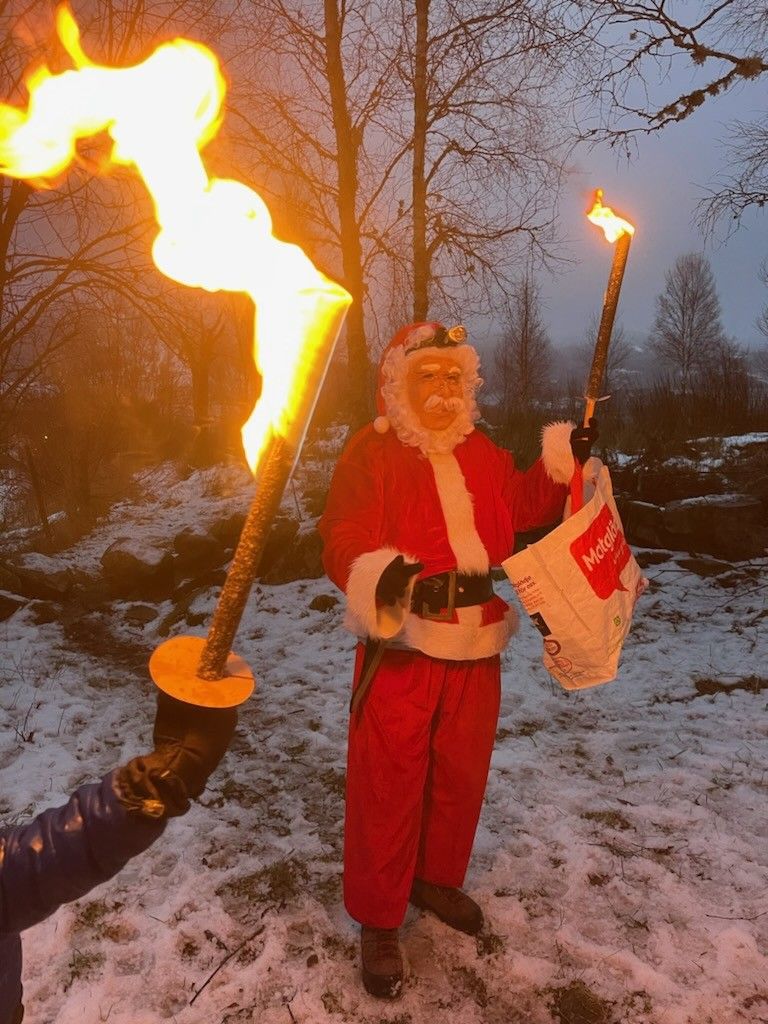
{"left": 388, "top": 394, "right": 477, "bottom": 455}
{"left": 378, "top": 342, "right": 482, "bottom": 456}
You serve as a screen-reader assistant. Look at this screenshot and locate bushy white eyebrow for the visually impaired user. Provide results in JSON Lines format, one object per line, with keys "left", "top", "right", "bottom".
{"left": 416, "top": 362, "right": 460, "bottom": 373}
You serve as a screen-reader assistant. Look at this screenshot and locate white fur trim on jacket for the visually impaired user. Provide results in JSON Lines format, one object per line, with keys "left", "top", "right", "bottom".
{"left": 404, "top": 603, "right": 518, "bottom": 660}
{"left": 541, "top": 420, "right": 577, "bottom": 484}
{"left": 428, "top": 452, "right": 489, "bottom": 574}
{"left": 344, "top": 547, "right": 419, "bottom": 640}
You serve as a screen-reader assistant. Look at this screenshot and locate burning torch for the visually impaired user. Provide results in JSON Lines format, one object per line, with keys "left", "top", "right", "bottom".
{"left": 0, "top": 5, "right": 351, "bottom": 708}
{"left": 584, "top": 189, "right": 635, "bottom": 426}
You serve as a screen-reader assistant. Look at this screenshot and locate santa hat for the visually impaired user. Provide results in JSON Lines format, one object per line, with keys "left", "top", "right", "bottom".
{"left": 373, "top": 321, "right": 479, "bottom": 434}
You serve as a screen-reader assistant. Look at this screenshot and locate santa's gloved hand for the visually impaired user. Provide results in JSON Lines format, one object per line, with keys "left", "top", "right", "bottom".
{"left": 116, "top": 693, "right": 237, "bottom": 818}
{"left": 570, "top": 417, "right": 599, "bottom": 465}
{"left": 376, "top": 555, "right": 423, "bottom": 606}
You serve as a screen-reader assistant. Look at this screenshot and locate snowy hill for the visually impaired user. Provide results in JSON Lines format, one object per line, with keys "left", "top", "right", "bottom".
{"left": 1, "top": 456, "right": 766, "bottom": 1024}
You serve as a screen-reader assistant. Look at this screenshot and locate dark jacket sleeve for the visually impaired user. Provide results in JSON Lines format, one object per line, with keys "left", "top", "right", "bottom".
{"left": 0, "top": 770, "right": 166, "bottom": 936}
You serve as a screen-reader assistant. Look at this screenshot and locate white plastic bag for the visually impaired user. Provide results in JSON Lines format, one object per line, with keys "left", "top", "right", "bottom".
{"left": 503, "top": 464, "right": 646, "bottom": 690}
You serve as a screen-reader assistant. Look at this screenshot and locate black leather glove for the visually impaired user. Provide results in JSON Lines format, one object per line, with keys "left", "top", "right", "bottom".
{"left": 570, "top": 417, "right": 599, "bottom": 465}
{"left": 116, "top": 692, "right": 237, "bottom": 818}
{"left": 116, "top": 752, "right": 192, "bottom": 818}
{"left": 376, "top": 555, "right": 423, "bottom": 606}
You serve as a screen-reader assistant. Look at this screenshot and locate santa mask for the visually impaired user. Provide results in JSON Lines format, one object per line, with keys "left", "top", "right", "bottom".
{"left": 373, "top": 322, "right": 482, "bottom": 455}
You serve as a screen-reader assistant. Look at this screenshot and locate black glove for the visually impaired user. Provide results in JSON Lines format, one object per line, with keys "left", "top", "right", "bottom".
{"left": 116, "top": 752, "right": 192, "bottom": 818}
{"left": 376, "top": 555, "right": 423, "bottom": 606}
{"left": 116, "top": 692, "right": 237, "bottom": 818}
{"left": 570, "top": 417, "right": 599, "bottom": 465}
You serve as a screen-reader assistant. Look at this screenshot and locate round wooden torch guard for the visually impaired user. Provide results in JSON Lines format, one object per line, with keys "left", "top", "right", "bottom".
{"left": 149, "top": 635, "right": 254, "bottom": 708}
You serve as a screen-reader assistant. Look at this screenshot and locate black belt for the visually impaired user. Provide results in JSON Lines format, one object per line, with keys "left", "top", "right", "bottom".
{"left": 411, "top": 571, "right": 494, "bottom": 621}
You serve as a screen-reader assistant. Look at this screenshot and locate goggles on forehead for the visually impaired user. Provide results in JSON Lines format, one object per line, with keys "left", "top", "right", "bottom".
{"left": 404, "top": 323, "right": 467, "bottom": 355}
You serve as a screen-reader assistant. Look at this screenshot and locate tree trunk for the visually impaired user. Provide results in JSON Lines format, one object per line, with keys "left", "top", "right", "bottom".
{"left": 0, "top": 180, "right": 31, "bottom": 323}
{"left": 412, "top": 0, "right": 429, "bottom": 321}
{"left": 323, "top": 0, "right": 372, "bottom": 424}
{"left": 191, "top": 358, "right": 210, "bottom": 426}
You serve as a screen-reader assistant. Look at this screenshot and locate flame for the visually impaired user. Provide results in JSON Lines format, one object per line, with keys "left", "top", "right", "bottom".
{"left": 0, "top": 4, "right": 350, "bottom": 471}
{"left": 586, "top": 188, "right": 635, "bottom": 243}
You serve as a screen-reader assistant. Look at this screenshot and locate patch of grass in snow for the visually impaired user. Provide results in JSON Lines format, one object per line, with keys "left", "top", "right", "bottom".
{"left": 0, "top": 801, "right": 34, "bottom": 827}
{"left": 219, "top": 777, "right": 264, "bottom": 808}
{"left": 318, "top": 766, "right": 346, "bottom": 796}
{"left": 622, "top": 990, "right": 654, "bottom": 1015}
{"left": 547, "top": 980, "right": 614, "bottom": 1024}
{"left": 310, "top": 870, "right": 342, "bottom": 906}
{"left": 587, "top": 873, "right": 611, "bottom": 887}
{"left": 476, "top": 930, "right": 504, "bottom": 956}
{"left": 179, "top": 937, "right": 200, "bottom": 960}
{"left": 496, "top": 718, "right": 546, "bottom": 742}
{"left": 65, "top": 948, "right": 105, "bottom": 990}
{"left": 321, "top": 932, "right": 356, "bottom": 961}
{"left": 452, "top": 964, "right": 490, "bottom": 1008}
{"left": 581, "top": 809, "right": 633, "bottom": 831}
{"left": 321, "top": 989, "right": 345, "bottom": 1014}
{"left": 694, "top": 675, "right": 768, "bottom": 697}
{"left": 217, "top": 856, "right": 310, "bottom": 909}
{"left": 516, "top": 885, "right": 549, "bottom": 917}
{"left": 73, "top": 899, "right": 113, "bottom": 929}
{"left": 72, "top": 898, "right": 135, "bottom": 942}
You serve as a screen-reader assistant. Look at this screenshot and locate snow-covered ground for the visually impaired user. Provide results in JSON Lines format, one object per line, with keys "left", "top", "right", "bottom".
{"left": 1, "top": 462, "right": 766, "bottom": 1024}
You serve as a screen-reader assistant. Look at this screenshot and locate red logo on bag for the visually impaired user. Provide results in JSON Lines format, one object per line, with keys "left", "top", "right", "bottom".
{"left": 570, "top": 504, "right": 631, "bottom": 599}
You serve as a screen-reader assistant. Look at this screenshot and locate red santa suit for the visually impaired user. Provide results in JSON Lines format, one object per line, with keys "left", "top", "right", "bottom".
{"left": 319, "top": 322, "right": 578, "bottom": 929}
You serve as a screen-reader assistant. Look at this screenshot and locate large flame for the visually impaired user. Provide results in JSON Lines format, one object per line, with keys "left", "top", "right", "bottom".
{"left": 586, "top": 188, "right": 635, "bottom": 243}
{"left": 0, "top": 5, "right": 350, "bottom": 471}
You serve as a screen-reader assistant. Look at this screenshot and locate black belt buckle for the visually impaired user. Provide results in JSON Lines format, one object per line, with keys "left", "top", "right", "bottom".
{"left": 419, "top": 571, "right": 456, "bottom": 621}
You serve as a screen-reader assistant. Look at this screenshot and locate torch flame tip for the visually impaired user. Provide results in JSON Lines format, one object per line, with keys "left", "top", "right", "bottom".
{"left": 586, "top": 187, "right": 635, "bottom": 243}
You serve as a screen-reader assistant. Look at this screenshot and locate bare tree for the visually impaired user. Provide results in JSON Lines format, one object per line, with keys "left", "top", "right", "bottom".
{"left": 0, "top": 0, "right": 256, "bottom": 440}
{"left": 404, "top": 0, "right": 587, "bottom": 321}
{"left": 582, "top": 1, "right": 767, "bottom": 136}
{"left": 243, "top": 0, "right": 587, "bottom": 416}
{"left": 752, "top": 259, "right": 768, "bottom": 381}
{"left": 649, "top": 252, "right": 726, "bottom": 395}
{"left": 757, "top": 259, "right": 768, "bottom": 341}
{"left": 234, "top": 0, "right": 408, "bottom": 421}
{"left": 21, "top": 300, "right": 183, "bottom": 512}
{"left": 491, "top": 275, "right": 552, "bottom": 416}
{"left": 699, "top": 118, "right": 768, "bottom": 230}
{"left": 580, "top": 1, "right": 768, "bottom": 226}
{"left": 0, "top": 174, "right": 174, "bottom": 432}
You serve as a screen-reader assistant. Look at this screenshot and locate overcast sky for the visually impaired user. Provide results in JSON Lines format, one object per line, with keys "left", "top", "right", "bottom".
{"left": 539, "top": 79, "right": 766, "bottom": 352}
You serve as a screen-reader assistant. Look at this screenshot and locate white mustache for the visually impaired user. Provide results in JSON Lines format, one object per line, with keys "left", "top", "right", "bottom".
{"left": 423, "top": 394, "right": 463, "bottom": 413}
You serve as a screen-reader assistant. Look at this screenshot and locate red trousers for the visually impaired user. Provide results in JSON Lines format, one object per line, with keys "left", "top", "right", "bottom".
{"left": 344, "top": 644, "right": 501, "bottom": 928}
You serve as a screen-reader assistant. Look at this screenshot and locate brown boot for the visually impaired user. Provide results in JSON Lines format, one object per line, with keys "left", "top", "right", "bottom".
{"left": 360, "top": 926, "right": 404, "bottom": 999}
{"left": 409, "top": 878, "right": 483, "bottom": 935}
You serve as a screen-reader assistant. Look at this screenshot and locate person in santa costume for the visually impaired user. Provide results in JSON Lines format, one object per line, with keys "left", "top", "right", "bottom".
{"left": 319, "top": 320, "right": 597, "bottom": 999}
